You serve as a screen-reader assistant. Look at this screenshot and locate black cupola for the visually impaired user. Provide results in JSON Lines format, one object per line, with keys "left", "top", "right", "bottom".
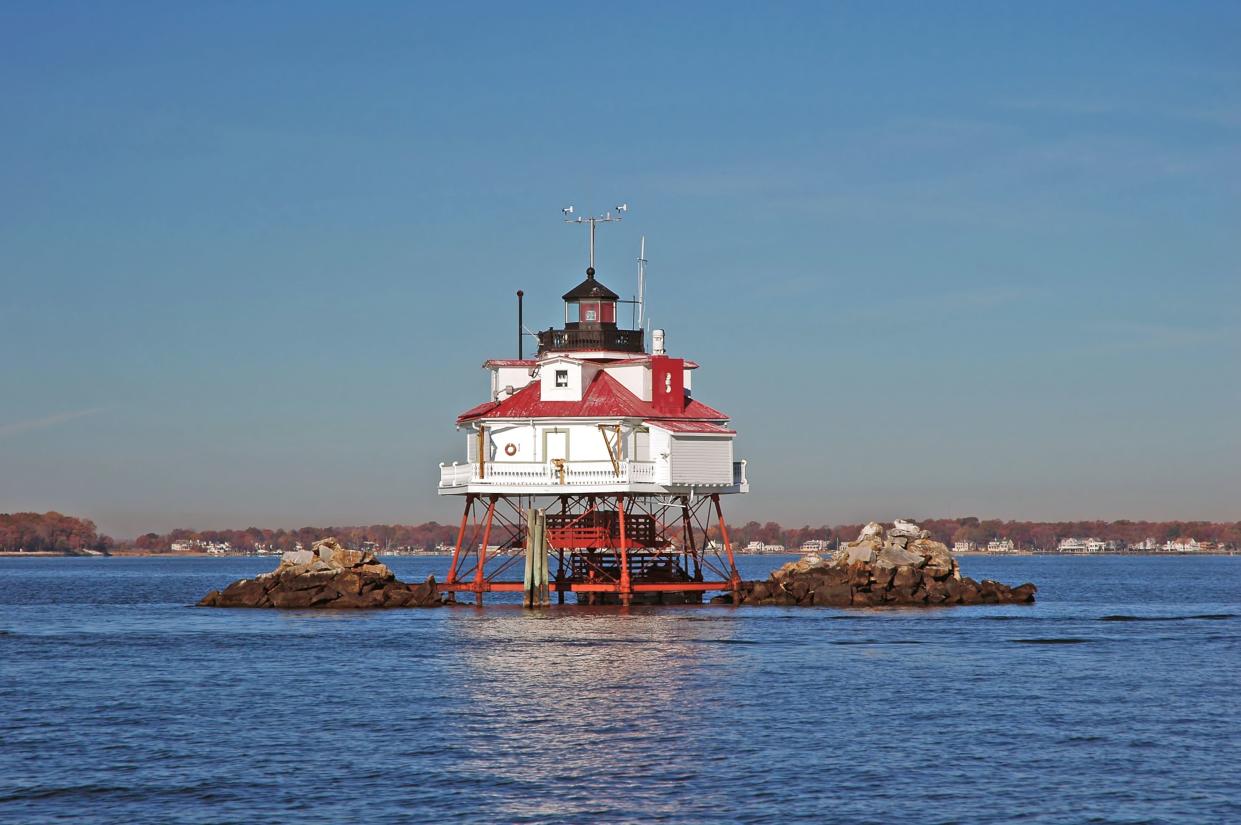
{"left": 537, "top": 267, "right": 644, "bottom": 355}
{"left": 561, "top": 267, "right": 620, "bottom": 326}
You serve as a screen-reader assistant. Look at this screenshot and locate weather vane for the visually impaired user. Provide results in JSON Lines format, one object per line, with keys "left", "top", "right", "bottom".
{"left": 562, "top": 203, "right": 628, "bottom": 270}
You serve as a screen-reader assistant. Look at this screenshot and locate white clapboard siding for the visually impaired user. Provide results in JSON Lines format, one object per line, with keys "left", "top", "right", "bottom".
{"left": 651, "top": 427, "right": 672, "bottom": 485}
{"left": 670, "top": 436, "right": 733, "bottom": 484}
{"left": 633, "top": 430, "right": 650, "bottom": 462}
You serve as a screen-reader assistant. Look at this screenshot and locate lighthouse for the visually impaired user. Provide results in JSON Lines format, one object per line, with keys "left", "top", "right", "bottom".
{"left": 437, "top": 211, "right": 748, "bottom": 605}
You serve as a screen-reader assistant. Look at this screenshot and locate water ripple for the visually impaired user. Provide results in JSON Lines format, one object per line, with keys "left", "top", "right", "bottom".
{"left": 2, "top": 555, "right": 1240, "bottom": 824}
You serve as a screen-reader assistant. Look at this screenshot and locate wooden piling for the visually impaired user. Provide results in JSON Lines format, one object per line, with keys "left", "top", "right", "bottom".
{"left": 524, "top": 508, "right": 549, "bottom": 608}
{"left": 535, "top": 509, "right": 549, "bottom": 607}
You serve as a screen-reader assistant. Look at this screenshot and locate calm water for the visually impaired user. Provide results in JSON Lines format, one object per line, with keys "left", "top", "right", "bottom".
{"left": 1, "top": 555, "right": 1238, "bottom": 824}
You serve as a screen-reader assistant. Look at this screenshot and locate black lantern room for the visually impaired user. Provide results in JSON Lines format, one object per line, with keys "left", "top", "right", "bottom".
{"left": 537, "top": 267, "right": 645, "bottom": 355}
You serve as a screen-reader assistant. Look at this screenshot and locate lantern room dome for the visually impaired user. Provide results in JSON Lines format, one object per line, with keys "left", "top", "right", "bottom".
{"left": 561, "top": 267, "right": 619, "bottom": 301}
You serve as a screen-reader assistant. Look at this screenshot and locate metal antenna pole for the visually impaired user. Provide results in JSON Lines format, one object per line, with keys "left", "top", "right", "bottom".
{"left": 637, "top": 236, "right": 647, "bottom": 330}
{"left": 564, "top": 203, "right": 628, "bottom": 273}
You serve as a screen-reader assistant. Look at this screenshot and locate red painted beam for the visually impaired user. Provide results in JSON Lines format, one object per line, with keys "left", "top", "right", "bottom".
{"left": 437, "top": 581, "right": 730, "bottom": 593}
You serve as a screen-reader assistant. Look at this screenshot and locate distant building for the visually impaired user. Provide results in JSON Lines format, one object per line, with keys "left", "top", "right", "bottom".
{"left": 171, "top": 539, "right": 233, "bottom": 555}
{"left": 987, "top": 539, "right": 1016, "bottom": 553}
{"left": 799, "top": 539, "right": 831, "bottom": 553}
{"left": 1058, "top": 537, "right": 1107, "bottom": 553}
{"left": 1163, "top": 537, "right": 1200, "bottom": 553}
{"left": 743, "top": 540, "right": 785, "bottom": 554}
{"left": 1130, "top": 537, "right": 1159, "bottom": 552}
{"left": 952, "top": 541, "right": 977, "bottom": 554}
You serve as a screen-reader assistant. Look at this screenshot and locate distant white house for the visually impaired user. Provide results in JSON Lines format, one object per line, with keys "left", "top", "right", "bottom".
{"left": 1164, "top": 537, "right": 1200, "bottom": 553}
{"left": 743, "top": 540, "right": 786, "bottom": 554}
{"left": 1130, "top": 537, "right": 1159, "bottom": 551}
{"left": 171, "top": 539, "right": 232, "bottom": 555}
{"left": 799, "top": 539, "right": 831, "bottom": 553}
{"left": 987, "top": 539, "right": 1016, "bottom": 554}
{"left": 952, "top": 541, "right": 977, "bottom": 554}
{"left": 1059, "top": 537, "right": 1107, "bottom": 553}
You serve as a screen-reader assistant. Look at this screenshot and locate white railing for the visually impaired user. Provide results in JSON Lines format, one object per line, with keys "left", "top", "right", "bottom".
{"left": 630, "top": 461, "right": 658, "bottom": 483}
{"left": 439, "top": 462, "right": 473, "bottom": 488}
{"left": 440, "top": 459, "right": 747, "bottom": 489}
{"left": 482, "top": 461, "right": 551, "bottom": 484}
{"left": 733, "top": 460, "right": 748, "bottom": 486}
{"left": 439, "top": 460, "right": 658, "bottom": 488}
{"left": 562, "top": 460, "right": 624, "bottom": 485}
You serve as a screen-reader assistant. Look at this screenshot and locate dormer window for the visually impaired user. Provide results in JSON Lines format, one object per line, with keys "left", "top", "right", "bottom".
{"left": 555, "top": 369, "right": 569, "bottom": 388}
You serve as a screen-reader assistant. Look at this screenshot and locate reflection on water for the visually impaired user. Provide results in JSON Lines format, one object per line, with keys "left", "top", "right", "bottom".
{"left": 448, "top": 608, "right": 739, "bottom": 821}
{"left": 1, "top": 555, "right": 1239, "bottom": 824}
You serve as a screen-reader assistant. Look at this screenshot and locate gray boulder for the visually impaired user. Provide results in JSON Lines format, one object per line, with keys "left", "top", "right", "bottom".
{"left": 858, "top": 521, "right": 885, "bottom": 541}
{"left": 280, "top": 549, "right": 314, "bottom": 567}
{"left": 876, "top": 544, "right": 924, "bottom": 568}
{"left": 888, "top": 519, "right": 923, "bottom": 539}
{"left": 844, "top": 540, "right": 880, "bottom": 565}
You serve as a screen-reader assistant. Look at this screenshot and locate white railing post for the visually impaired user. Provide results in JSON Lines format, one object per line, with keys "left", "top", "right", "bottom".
{"left": 440, "top": 459, "right": 659, "bottom": 487}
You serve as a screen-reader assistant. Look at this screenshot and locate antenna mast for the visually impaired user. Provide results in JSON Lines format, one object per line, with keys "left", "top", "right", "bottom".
{"left": 563, "top": 203, "right": 628, "bottom": 270}
{"left": 636, "top": 236, "right": 647, "bottom": 330}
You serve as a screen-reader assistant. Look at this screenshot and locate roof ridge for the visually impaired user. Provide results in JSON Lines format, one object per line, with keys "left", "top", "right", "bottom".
{"left": 457, "top": 366, "right": 729, "bottom": 423}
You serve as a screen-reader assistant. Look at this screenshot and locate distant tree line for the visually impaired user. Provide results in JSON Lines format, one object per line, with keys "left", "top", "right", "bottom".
{"left": 724, "top": 517, "right": 1241, "bottom": 550}
{"left": 125, "top": 522, "right": 463, "bottom": 553}
{"left": 0, "top": 512, "right": 114, "bottom": 553}
{"left": 4, "top": 512, "right": 1240, "bottom": 554}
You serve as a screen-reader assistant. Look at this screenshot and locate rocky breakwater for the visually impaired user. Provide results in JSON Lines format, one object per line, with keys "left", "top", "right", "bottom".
{"left": 735, "top": 520, "right": 1036, "bottom": 607}
{"left": 198, "top": 538, "right": 444, "bottom": 609}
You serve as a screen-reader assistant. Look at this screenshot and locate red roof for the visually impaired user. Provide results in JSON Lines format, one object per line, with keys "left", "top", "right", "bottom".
{"left": 457, "top": 370, "right": 728, "bottom": 424}
{"left": 605, "top": 356, "right": 700, "bottom": 369}
{"left": 645, "top": 420, "right": 735, "bottom": 434}
{"left": 483, "top": 359, "right": 538, "bottom": 368}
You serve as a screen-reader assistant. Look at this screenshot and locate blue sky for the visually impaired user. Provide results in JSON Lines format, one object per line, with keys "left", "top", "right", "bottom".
{"left": 2, "top": 2, "right": 1238, "bottom": 537}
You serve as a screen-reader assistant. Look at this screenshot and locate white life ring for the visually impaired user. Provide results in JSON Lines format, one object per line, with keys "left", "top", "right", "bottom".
{"left": 504, "top": 443, "right": 518, "bottom": 456}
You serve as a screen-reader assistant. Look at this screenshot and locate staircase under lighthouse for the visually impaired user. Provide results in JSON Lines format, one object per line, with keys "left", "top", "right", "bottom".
{"left": 437, "top": 220, "right": 748, "bottom": 606}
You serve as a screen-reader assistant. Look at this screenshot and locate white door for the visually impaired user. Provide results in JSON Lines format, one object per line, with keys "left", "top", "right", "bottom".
{"left": 545, "top": 431, "right": 568, "bottom": 463}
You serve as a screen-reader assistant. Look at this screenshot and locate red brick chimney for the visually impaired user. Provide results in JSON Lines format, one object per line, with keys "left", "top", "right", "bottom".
{"left": 650, "top": 355, "right": 685, "bottom": 414}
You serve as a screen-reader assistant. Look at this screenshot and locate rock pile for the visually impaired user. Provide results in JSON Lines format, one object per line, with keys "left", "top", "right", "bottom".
{"left": 198, "top": 538, "right": 445, "bottom": 609}
{"left": 733, "top": 520, "right": 1036, "bottom": 607}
